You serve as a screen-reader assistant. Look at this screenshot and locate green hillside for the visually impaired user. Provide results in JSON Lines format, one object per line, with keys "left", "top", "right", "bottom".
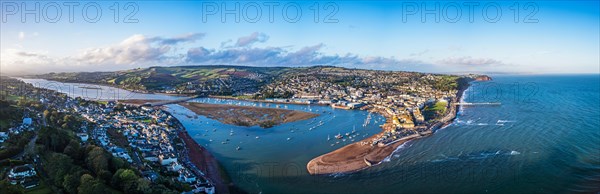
{"left": 32, "top": 65, "right": 292, "bottom": 93}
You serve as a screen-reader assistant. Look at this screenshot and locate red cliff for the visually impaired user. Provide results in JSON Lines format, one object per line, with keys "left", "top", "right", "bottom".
{"left": 475, "top": 75, "right": 492, "bottom": 81}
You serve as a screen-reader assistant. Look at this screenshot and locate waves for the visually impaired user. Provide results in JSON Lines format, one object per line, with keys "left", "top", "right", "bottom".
{"left": 384, "top": 141, "right": 411, "bottom": 162}
{"left": 429, "top": 149, "right": 522, "bottom": 163}
{"left": 453, "top": 119, "right": 517, "bottom": 127}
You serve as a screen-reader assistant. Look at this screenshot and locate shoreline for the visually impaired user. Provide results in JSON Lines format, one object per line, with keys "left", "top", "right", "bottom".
{"left": 209, "top": 95, "right": 333, "bottom": 106}
{"left": 177, "top": 130, "right": 231, "bottom": 193}
{"left": 162, "top": 109, "right": 233, "bottom": 193}
{"left": 306, "top": 79, "right": 472, "bottom": 175}
{"left": 19, "top": 77, "right": 195, "bottom": 97}
{"left": 27, "top": 77, "right": 476, "bottom": 182}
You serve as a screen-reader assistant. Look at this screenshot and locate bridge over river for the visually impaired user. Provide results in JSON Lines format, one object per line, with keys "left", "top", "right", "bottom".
{"left": 137, "top": 95, "right": 202, "bottom": 107}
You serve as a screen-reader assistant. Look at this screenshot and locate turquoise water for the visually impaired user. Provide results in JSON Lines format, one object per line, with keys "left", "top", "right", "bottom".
{"left": 21, "top": 75, "right": 600, "bottom": 193}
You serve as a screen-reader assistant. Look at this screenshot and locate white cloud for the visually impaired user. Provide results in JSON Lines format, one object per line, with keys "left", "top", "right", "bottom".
{"left": 2, "top": 33, "right": 205, "bottom": 75}
{"left": 185, "top": 43, "right": 430, "bottom": 71}
{"left": 2, "top": 32, "right": 443, "bottom": 75}
{"left": 76, "top": 34, "right": 171, "bottom": 65}
{"left": 18, "top": 32, "right": 25, "bottom": 40}
{"left": 235, "top": 32, "right": 269, "bottom": 47}
{"left": 0, "top": 49, "right": 59, "bottom": 75}
{"left": 75, "top": 33, "right": 203, "bottom": 66}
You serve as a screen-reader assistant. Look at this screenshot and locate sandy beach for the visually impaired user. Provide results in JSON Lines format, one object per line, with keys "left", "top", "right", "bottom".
{"left": 307, "top": 128, "right": 412, "bottom": 175}
{"left": 307, "top": 79, "right": 471, "bottom": 175}
{"left": 306, "top": 122, "right": 415, "bottom": 175}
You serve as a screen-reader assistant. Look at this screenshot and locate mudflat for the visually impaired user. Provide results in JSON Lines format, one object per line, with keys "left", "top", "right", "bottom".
{"left": 179, "top": 102, "right": 319, "bottom": 128}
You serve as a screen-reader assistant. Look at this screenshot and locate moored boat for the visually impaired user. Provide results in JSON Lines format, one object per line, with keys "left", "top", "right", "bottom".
{"left": 364, "top": 158, "right": 373, "bottom": 166}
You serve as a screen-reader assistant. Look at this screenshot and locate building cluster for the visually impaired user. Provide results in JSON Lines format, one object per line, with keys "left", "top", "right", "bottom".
{"left": 0, "top": 117, "right": 35, "bottom": 144}
{"left": 83, "top": 102, "right": 216, "bottom": 193}
{"left": 258, "top": 68, "right": 459, "bottom": 147}
{"left": 157, "top": 72, "right": 269, "bottom": 96}
{"left": 1, "top": 78, "right": 215, "bottom": 193}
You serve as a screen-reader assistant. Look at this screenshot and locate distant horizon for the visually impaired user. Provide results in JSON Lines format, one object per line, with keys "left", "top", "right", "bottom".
{"left": 2, "top": 64, "right": 599, "bottom": 77}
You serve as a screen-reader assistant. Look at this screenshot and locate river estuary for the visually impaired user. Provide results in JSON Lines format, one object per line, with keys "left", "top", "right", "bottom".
{"left": 20, "top": 75, "right": 600, "bottom": 193}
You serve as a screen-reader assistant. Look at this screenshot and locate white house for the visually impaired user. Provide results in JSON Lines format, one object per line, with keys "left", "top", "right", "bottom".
{"left": 348, "top": 102, "right": 365, "bottom": 109}
{"left": 168, "top": 161, "right": 183, "bottom": 172}
{"left": 159, "top": 153, "right": 177, "bottom": 165}
{"left": 0, "top": 132, "right": 8, "bottom": 143}
{"left": 178, "top": 171, "right": 197, "bottom": 183}
{"left": 77, "top": 133, "right": 89, "bottom": 142}
{"left": 22, "top": 118, "right": 32, "bottom": 126}
{"left": 8, "top": 164, "right": 36, "bottom": 180}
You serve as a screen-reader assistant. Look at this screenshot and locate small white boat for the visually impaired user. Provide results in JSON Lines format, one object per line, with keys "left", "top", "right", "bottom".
{"left": 256, "top": 136, "right": 260, "bottom": 139}
{"left": 335, "top": 133, "right": 343, "bottom": 139}
{"left": 364, "top": 158, "right": 373, "bottom": 166}
{"left": 287, "top": 137, "right": 292, "bottom": 141}
{"left": 236, "top": 146, "right": 241, "bottom": 150}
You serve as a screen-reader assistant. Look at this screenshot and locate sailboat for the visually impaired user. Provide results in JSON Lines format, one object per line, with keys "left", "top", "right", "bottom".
{"left": 335, "top": 133, "right": 343, "bottom": 139}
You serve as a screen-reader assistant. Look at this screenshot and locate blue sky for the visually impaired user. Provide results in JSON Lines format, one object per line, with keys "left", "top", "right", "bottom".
{"left": 1, "top": 1, "right": 598, "bottom": 75}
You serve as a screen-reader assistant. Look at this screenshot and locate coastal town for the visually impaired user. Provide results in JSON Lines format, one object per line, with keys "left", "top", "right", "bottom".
{"left": 244, "top": 67, "right": 483, "bottom": 174}
{"left": 0, "top": 77, "right": 222, "bottom": 193}
{"left": 0, "top": 0, "right": 594, "bottom": 192}
{"left": 4, "top": 66, "right": 491, "bottom": 193}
